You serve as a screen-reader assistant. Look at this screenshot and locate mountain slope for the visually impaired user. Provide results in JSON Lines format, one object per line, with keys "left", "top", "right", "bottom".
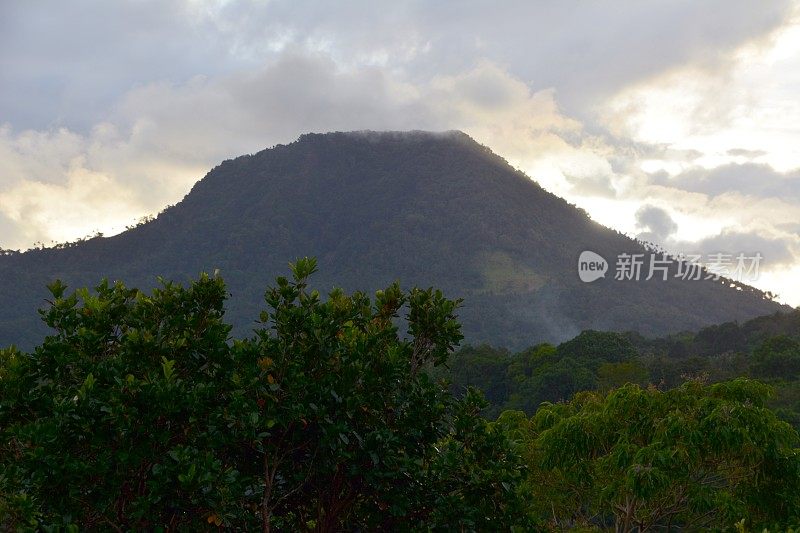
{"left": 0, "top": 131, "right": 786, "bottom": 349}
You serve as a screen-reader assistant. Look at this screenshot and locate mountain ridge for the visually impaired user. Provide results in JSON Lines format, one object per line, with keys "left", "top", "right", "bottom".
{"left": 0, "top": 130, "right": 787, "bottom": 349}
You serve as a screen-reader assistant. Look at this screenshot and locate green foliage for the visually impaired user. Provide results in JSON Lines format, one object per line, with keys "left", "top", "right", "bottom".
{"left": 752, "top": 335, "right": 800, "bottom": 379}
{"left": 500, "top": 379, "right": 800, "bottom": 531}
{"left": 1, "top": 274, "right": 239, "bottom": 530}
{"left": 431, "top": 344, "right": 512, "bottom": 418}
{"left": 556, "top": 330, "right": 638, "bottom": 366}
{"left": 596, "top": 360, "right": 649, "bottom": 391}
{"left": 0, "top": 261, "right": 527, "bottom": 531}
{"left": 443, "top": 316, "right": 800, "bottom": 431}
{"left": 413, "top": 389, "right": 529, "bottom": 531}
{"left": 442, "top": 332, "right": 644, "bottom": 417}
{"left": 2, "top": 240, "right": 799, "bottom": 531}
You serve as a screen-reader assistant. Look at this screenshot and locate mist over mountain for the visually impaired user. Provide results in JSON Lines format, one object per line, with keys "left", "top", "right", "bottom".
{"left": 0, "top": 131, "right": 786, "bottom": 349}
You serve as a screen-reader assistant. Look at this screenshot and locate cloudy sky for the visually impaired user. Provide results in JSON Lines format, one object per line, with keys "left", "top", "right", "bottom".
{"left": 1, "top": 0, "right": 800, "bottom": 304}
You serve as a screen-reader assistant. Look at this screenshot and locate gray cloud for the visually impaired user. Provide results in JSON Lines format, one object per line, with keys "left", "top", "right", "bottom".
{"left": 0, "top": 0, "right": 792, "bottom": 132}
{"left": 627, "top": 200, "right": 799, "bottom": 270}
{"left": 0, "top": 1, "right": 249, "bottom": 132}
{"left": 246, "top": 1, "right": 793, "bottom": 118}
{"left": 666, "top": 163, "right": 800, "bottom": 200}
{"left": 674, "top": 230, "right": 798, "bottom": 268}
{"left": 635, "top": 205, "right": 678, "bottom": 243}
{"left": 728, "top": 148, "right": 768, "bottom": 158}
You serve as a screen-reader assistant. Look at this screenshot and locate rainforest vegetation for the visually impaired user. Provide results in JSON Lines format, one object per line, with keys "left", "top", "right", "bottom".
{"left": 1, "top": 261, "right": 799, "bottom": 531}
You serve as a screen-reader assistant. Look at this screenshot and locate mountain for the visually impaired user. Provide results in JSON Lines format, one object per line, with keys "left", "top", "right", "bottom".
{"left": 0, "top": 131, "right": 787, "bottom": 350}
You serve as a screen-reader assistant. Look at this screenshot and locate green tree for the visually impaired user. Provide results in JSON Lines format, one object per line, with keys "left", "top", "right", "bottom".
{"left": 505, "top": 356, "right": 595, "bottom": 414}
{"left": 506, "top": 343, "right": 556, "bottom": 378}
{"left": 751, "top": 335, "right": 800, "bottom": 380}
{"left": 556, "top": 330, "right": 638, "bottom": 367}
{"left": 0, "top": 275, "right": 242, "bottom": 530}
{"left": 227, "top": 257, "right": 460, "bottom": 530}
{"left": 500, "top": 379, "right": 800, "bottom": 531}
{"left": 0, "top": 260, "right": 527, "bottom": 531}
{"left": 436, "top": 344, "right": 512, "bottom": 418}
{"left": 596, "top": 360, "right": 650, "bottom": 391}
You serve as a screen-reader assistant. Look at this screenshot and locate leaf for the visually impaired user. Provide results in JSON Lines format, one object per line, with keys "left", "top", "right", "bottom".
{"left": 161, "top": 357, "right": 176, "bottom": 381}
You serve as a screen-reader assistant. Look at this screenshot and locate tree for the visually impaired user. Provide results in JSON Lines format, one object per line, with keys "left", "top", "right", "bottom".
{"left": 556, "top": 330, "right": 638, "bottom": 367}
{"left": 435, "top": 344, "right": 512, "bottom": 417}
{"left": 224, "top": 258, "right": 466, "bottom": 530}
{"left": 0, "top": 275, "right": 242, "bottom": 530}
{"left": 0, "top": 259, "right": 527, "bottom": 531}
{"left": 751, "top": 335, "right": 800, "bottom": 380}
{"left": 498, "top": 379, "right": 800, "bottom": 531}
{"left": 596, "top": 360, "right": 649, "bottom": 391}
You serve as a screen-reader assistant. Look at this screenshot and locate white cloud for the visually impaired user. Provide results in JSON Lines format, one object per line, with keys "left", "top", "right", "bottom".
{"left": 603, "top": 8, "right": 800, "bottom": 173}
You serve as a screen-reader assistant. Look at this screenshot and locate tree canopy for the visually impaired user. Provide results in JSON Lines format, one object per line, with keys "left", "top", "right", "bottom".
{"left": 0, "top": 260, "right": 525, "bottom": 531}
{"left": 496, "top": 379, "right": 800, "bottom": 531}
{"left": 1, "top": 260, "right": 799, "bottom": 531}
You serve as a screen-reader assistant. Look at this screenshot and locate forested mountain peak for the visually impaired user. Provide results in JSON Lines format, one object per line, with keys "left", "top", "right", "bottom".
{"left": 0, "top": 131, "right": 787, "bottom": 349}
